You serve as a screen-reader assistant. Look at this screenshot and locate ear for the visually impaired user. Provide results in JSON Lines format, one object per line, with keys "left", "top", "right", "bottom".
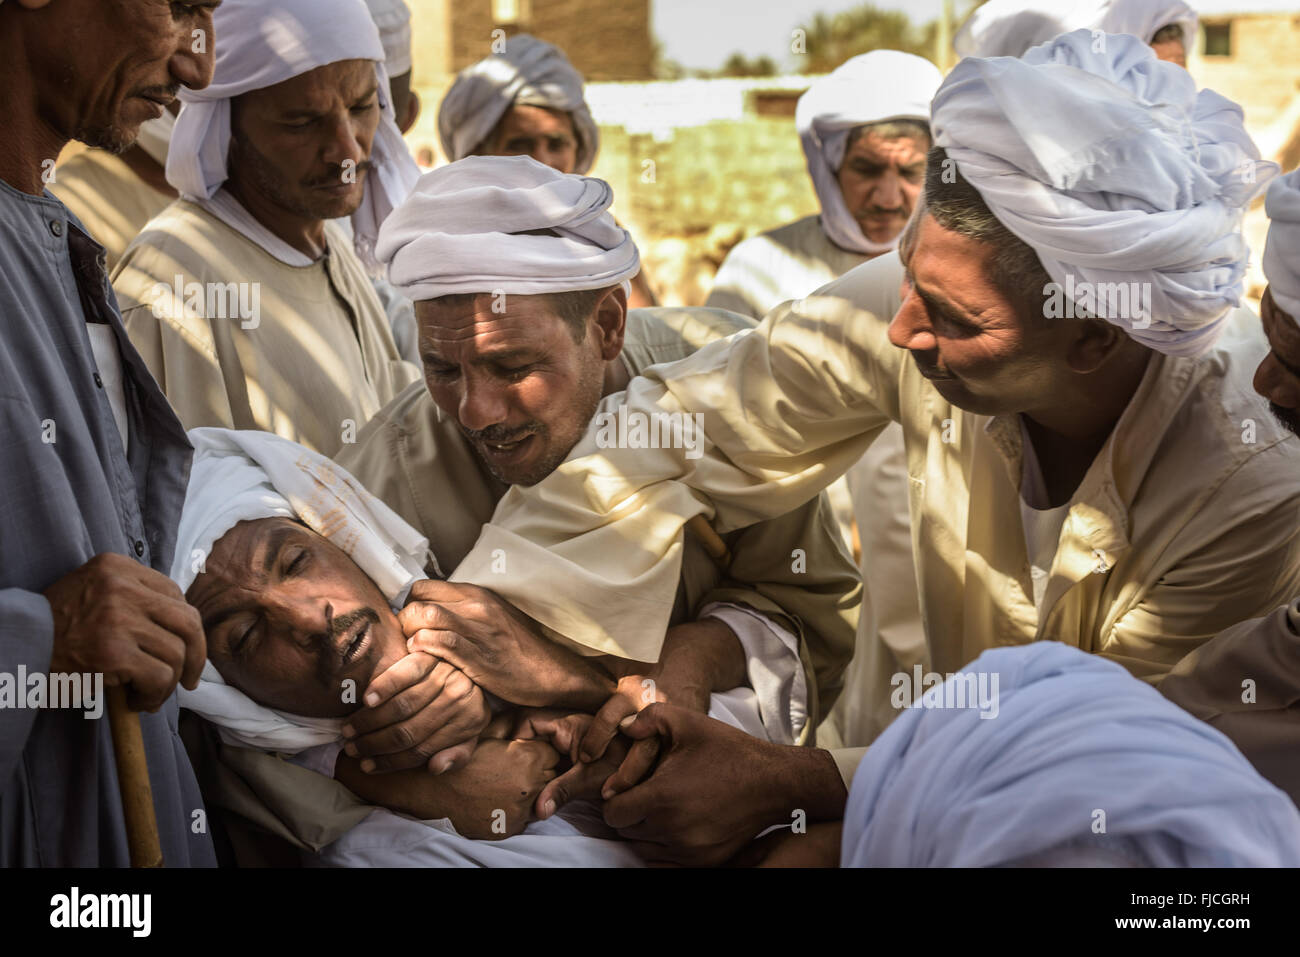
{"left": 1065, "top": 318, "right": 1126, "bottom": 374}
{"left": 398, "top": 89, "right": 421, "bottom": 135}
{"left": 591, "top": 285, "right": 628, "bottom": 362}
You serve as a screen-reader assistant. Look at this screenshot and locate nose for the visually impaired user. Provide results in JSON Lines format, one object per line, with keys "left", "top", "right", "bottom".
{"left": 871, "top": 168, "right": 904, "bottom": 211}
{"left": 170, "top": 15, "right": 216, "bottom": 92}
{"left": 321, "top": 109, "right": 368, "bottom": 171}
{"left": 888, "top": 286, "right": 938, "bottom": 353}
{"left": 457, "top": 374, "right": 510, "bottom": 433}
{"left": 264, "top": 589, "right": 332, "bottom": 649}
{"left": 1254, "top": 353, "right": 1300, "bottom": 409}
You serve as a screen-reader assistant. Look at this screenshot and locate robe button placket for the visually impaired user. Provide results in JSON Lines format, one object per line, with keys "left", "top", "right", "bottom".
{"left": 93, "top": 372, "right": 103, "bottom": 388}
{"left": 133, "top": 539, "right": 145, "bottom": 558}
{"left": 49, "top": 219, "right": 63, "bottom": 238}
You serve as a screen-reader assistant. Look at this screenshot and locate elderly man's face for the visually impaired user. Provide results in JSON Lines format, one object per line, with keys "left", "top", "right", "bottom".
{"left": 836, "top": 128, "right": 928, "bottom": 246}
{"left": 417, "top": 293, "right": 611, "bottom": 485}
{"left": 1255, "top": 287, "right": 1300, "bottom": 436}
{"left": 187, "top": 518, "right": 406, "bottom": 718}
{"left": 228, "top": 58, "right": 380, "bottom": 223}
{"left": 24, "top": 0, "right": 217, "bottom": 152}
{"left": 889, "top": 214, "right": 1062, "bottom": 415}
{"left": 480, "top": 105, "right": 580, "bottom": 174}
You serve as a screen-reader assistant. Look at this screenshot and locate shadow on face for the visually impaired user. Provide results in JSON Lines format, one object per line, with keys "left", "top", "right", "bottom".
{"left": 1257, "top": 287, "right": 1300, "bottom": 436}
{"left": 836, "top": 125, "right": 929, "bottom": 247}
{"left": 478, "top": 104, "right": 580, "bottom": 173}
{"left": 16, "top": 0, "right": 217, "bottom": 153}
{"left": 186, "top": 517, "right": 407, "bottom": 718}
{"left": 228, "top": 58, "right": 381, "bottom": 223}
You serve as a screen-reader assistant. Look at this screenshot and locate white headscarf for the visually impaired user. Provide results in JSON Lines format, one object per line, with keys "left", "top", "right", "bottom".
{"left": 363, "top": 0, "right": 413, "bottom": 78}
{"left": 172, "top": 428, "right": 435, "bottom": 754}
{"left": 437, "top": 34, "right": 599, "bottom": 174}
{"left": 955, "top": 0, "right": 1199, "bottom": 58}
{"left": 841, "top": 643, "right": 1300, "bottom": 867}
{"left": 1264, "top": 168, "right": 1300, "bottom": 323}
{"left": 796, "top": 51, "right": 943, "bottom": 257}
{"left": 166, "top": 0, "right": 420, "bottom": 272}
{"left": 932, "top": 29, "right": 1275, "bottom": 357}
{"left": 378, "top": 155, "right": 641, "bottom": 301}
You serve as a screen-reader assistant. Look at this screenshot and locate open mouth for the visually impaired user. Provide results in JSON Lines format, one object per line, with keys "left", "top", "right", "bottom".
{"left": 480, "top": 433, "right": 536, "bottom": 462}
{"left": 338, "top": 618, "right": 371, "bottom": 668}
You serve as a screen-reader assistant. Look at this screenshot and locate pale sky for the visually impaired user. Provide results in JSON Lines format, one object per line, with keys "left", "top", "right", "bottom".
{"left": 653, "top": 0, "right": 952, "bottom": 72}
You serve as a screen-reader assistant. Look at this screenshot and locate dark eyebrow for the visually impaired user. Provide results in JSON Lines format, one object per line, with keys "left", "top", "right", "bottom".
{"left": 260, "top": 523, "right": 297, "bottom": 577}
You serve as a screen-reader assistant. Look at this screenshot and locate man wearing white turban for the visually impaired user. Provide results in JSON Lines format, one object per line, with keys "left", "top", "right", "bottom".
{"left": 170, "top": 428, "right": 798, "bottom": 865}
{"left": 1157, "top": 168, "right": 1300, "bottom": 808}
{"left": 333, "top": 156, "right": 859, "bottom": 779}
{"left": 834, "top": 643, "right": 1300, "bottom": 867}
{"left": 955, "top": 0, "right": 1198, "bottom": 66}
{"left": 442, "top": 32, "right": 1300, "bottom": 864}
{"left": 437, "top": 33, "right": 657, "bottom": 307}
{"left": 111, "top": 0, "right": 421, "bottom": 457}
{"left": 706, "top": 50, "right": 942, "bottom": 752}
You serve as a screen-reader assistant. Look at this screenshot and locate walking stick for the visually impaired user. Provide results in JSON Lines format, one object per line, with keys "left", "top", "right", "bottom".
{"left": 106, "top": 685, "right": 164, "bottom": 867}
{"left": 686, "top": 514, "right": 731, "bottom": 567}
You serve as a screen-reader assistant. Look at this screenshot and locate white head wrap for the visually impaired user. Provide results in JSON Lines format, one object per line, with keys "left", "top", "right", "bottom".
{"left": 172, "top": 428, "right": 435, "bottom": 753}
{"left": 166, "top": 0, "right": 420, "bottom": 271}
{"left": 955, "top": 0, "right": 1199, "bottom": 58}
{"left": 437, "top": 34, "right": 599, "bottom": 174}
{"left": 363, "top": 0, "right": 413, "bottom": 78}
{"left": 932, "top": 29, "right": 1275, "bottom": 357}
{"left": 796, "top": 51, "right": 943, "bottom": 257}
{"left": 841, "top": 643, "right": 1300, "bottom": 867}
{"left": 1264, "top": 168, "right": 1300, "bottom": 323}
{"left": 378, "top": 154, "right": 640, "bottom": 301}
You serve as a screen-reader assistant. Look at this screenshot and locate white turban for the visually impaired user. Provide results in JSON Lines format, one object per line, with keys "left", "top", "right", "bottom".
{"left": 841, "top": 643, "right": 1300, "bottom": 867}
{"left": 796, "top": 51, "right": 943, "bottom": 257}
{"left": 166, "top": 0, "right": 420, "bottom": 271}
{"left": 1264, "top": 168, "right": 1300, "bottom": 323}
{"left": 437, "top": 34, "right": 599, "bottom": 174}
{"left": 378, "top": 155, "right": 641, "bottom": 301}
{"left": 932, "top": 30, "right": 1275, "bottom": 357}
{"left": 172, "top": 428, "right": 435, "bottom": 753}
{"left": 363, "top": 0, "right": 413, "bottom": 78}
{"left": 955, "top": 0, "right": 1199, "bottom": 59}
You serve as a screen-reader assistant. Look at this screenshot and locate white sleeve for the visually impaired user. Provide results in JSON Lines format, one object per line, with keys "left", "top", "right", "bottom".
{"left": 285, "top": 740, "right": 344, "bottom": 778}
{"left": 699, "top": 601, "right": 808, "bottom": 746}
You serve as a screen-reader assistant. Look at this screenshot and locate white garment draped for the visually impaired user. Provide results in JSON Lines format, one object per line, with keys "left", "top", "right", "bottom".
{"left": 954, "top": 0, "right": 1198, "bottom": 58}
{"left": 1264, "top": 168, "right": 1300, "bottom": 322}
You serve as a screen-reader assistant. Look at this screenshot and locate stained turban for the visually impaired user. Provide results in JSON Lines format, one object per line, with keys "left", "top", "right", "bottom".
{"left": 842, "top": 643, "right": 1300, "bottom": 867}
{"left": 437, "top": 34, "right": 599, "bottom": 174}
{"left": 172, "top": 428, "right": 433, "bottom": 753}
{"left": 167, "top": 0, "right": 420, "bottom": 271}
{"left": 796, "top": 51, "right": 943, "bottom": 257}
{"left": 1264, "top": 168, "right": 1300, "bottom": 323}
{"left": 932, "top": 29, "right": 1276, "bottom": 356}
{"left": 377, "top": 155, "right": 640, "bottom": 301}
{"left": 955, "top": 0, "right": 1198, "bottom": 59}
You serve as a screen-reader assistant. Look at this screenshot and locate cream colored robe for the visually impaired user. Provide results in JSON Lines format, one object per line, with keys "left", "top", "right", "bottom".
{"left": 708, "top": 220, "right": 923, "bottom": 750}
{"left": 50, "top": 148, "right": 173, "bottom": 272}
{"left": 112, "top": 199, "right": 421, "bottom": 456}
{"left": 454, "top": 252, "right": 1300, "bottom": 783}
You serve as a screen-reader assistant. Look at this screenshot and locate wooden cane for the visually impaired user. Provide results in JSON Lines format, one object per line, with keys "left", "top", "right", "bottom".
{"left": 106, "top": 685, "right": 164, "bottom": 867}
{"left": 686, "top": 514, "right": 731, "bottom": 567}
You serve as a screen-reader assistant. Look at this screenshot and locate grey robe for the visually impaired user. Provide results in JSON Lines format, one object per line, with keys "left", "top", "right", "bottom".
{"left": 0, "top": 178, "right": 215, "bottom": 866}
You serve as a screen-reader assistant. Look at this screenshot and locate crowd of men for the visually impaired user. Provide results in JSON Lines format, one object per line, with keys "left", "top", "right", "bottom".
{"left": 2, "top": 0, "right": 1298, "bottom": 868}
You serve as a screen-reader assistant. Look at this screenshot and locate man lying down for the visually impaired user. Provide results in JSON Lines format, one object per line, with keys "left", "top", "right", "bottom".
{"left": 171, "top": 427, "right": 788, "bottom": 866}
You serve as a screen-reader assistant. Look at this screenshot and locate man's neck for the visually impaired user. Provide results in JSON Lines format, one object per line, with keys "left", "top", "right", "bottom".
{"left": 224, "top": 179, "right": 328, "bottom": 260}
{"left": 601, "top": 355, "right": 631, "bottom": 397}
{"left": 1020, "top": 346, "right": 1153, "bottom": 506}
{"left": 0, "top": 49, "right": 70, "bottom": 195}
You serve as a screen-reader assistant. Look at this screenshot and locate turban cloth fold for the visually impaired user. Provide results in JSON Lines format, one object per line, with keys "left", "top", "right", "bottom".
{"left": 954, "top": 0, "right": 1198, "bottom": 59}
{"left": 1264, "top": 168, "right": 1300, "bottom": 323}
{"left": 172, "top": 428, "right": 434, "bottom": 753}
{"left": 932, "top": 29, "right": 1276, "bottom": 356}
{"left": 363, "top": 0, "right": 413, "bottom": 78}
{"left": 437, "top": 34, "right": 599, "bottom": 174}
{"left": 166, "top": 0, "right": 420, "bottom": 271}
{"left": 378, "top": 155, "right": 640, "bottom": 300}
{"left": 841, "top": 642, "right": 1300, "bottom": 867}
{"left": 795, "top": 51, "right": 943, "bottom": 256}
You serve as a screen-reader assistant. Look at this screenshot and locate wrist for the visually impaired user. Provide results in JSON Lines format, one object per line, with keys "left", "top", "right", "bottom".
{"left": 761, "top": 745, "right": 848, "bottom": 826}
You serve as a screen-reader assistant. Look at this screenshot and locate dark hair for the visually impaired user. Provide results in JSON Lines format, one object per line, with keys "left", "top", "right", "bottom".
{"left": 1150, "top": 23, "right": 1184, "bottom": 45}
{"left": 426, "top": 286, "right": 615, "bottom": 343}
{"left": 848, "top": 118, "right": 932, "bottom": 150}
{"left": 921, "top": 145, "right": 1054, "bottom": 325}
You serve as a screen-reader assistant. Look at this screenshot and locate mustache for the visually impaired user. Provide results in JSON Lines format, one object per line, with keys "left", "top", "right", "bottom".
{"left": 304, "top": 159, "right": 376, "bottom": 188}
{"left": 133, "top": 84, "right": 180, "bottom": 104}
{"left": 317, "top": 606, "right": 382, "bottom": 686}
{"left": 1270, "top": 402, "right": 1300, "bottom": 437}
{"left": 463, "top": 423, "right": 542, "bottom": 444}
{"left": 331, "top": 606, "right": 380, "bottom": 641}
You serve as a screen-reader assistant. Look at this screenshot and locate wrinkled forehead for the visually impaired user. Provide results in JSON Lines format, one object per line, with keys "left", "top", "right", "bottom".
{"left": 845, "top": 124, "right": 931, "bottom": 161}
{"left": 186, "top": 516, "right": 306, "bottom": 601}
{"left": 502, "top": 103, "right": 577, "bottom": 136}
{"left": 236, "top": 57, "right": 377, "bottom": 116}
{"left": 416, "top": 293, "right": 567, "bottom": 347}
